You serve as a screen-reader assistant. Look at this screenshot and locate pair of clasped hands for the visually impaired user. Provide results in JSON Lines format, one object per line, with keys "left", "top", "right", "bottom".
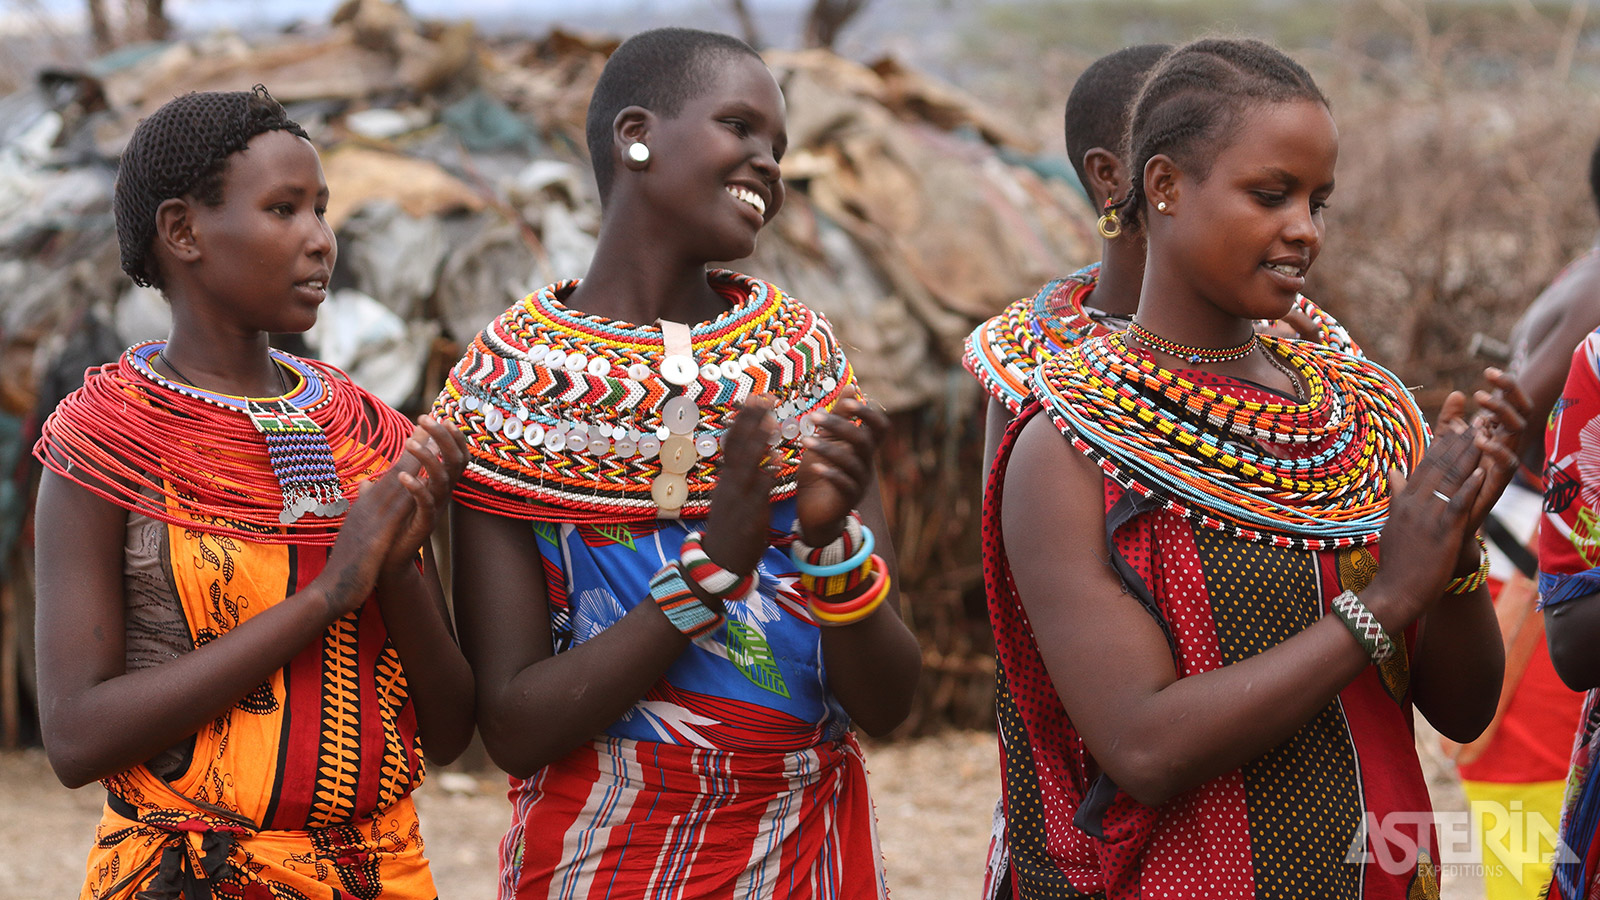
{"left": 693, "top": 389, "right": 889, "bottom": 599}
{"left": 1374, "top": 368, "right": 1530, "bottom": 621}
{"left": 321, "top": 416, "right": 470, "bottom": 616}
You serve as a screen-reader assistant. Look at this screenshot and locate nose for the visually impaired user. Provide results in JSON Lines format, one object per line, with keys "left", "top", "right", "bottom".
{"left": 306, "top": 212, "right": 335, "bottom": 261}
{"left": 1285, "top": 200, "right": 1321, "bottom": 249}
{"left": 752, "top": 147, "right": 781, "bottom": 183}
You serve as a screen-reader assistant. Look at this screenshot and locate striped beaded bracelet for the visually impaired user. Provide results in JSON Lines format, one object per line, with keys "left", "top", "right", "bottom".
{"left": 1445, "top": 535, "right": 1491, "bottom": 595}
{"left": 789, "top": 514, "right": 874, "bottom": 595}
{"left": 650, "top": 561, "right": 723, "bottom": 640}
{"left": 1330, "top": 589, "right": 1395, "bottom": 664}
{"left": 679, "top": 531, "right": 755, "bottom": 601}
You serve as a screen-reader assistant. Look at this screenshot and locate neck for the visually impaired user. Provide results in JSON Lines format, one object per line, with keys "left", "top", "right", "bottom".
{"left": 161, "top": 310, "right": 283, "bottom": 397}
{"left": 567, "top": 204, "right": 731, "bottom": 325}
{"left": 1091, "top": 234, "right": 1144, "bottom": 318}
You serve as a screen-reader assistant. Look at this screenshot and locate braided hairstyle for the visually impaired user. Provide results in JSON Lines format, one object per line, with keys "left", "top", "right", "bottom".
{"left": 1116, "top": 38, "right": 1326, "bottom": 228}
{"left": 585, "top": 27, "right": 762, "bottom": 199}
{"left": 114, "top": 85, "right": 308, "bottom": 289}
{"left": 1063, "top": 44, "right": 1171, "bottom": 192}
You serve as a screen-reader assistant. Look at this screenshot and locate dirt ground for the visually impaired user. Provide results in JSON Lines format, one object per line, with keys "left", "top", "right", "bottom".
{"left": 0, "top": 729, "right": 1485, "bottom": 899}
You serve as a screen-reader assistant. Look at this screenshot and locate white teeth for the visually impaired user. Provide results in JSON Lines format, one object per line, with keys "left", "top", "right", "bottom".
{"left": 302, "top": 280, "right": 325, "bottom": 289}
{"left": 726, "top": 185, "right": 766, "bottom": 216}
{"left": 1265, "top": 263, "right": 1302, "bottom": 277}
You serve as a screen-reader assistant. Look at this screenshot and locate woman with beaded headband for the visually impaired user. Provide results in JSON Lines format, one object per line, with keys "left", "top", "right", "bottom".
{"left": 435, "top": 27, "right": 920, "bottom": 900}
{"left": 33, "top": 87, "right": 472, "bottom": 899}
{"left": 984, "top": 39, "right": 1528, "bottom": 900}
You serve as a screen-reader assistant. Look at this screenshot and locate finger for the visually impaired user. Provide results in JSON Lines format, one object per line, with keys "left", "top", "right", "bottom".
{"left": 1436, "top": 390, "right": 1468, "bottom": 433}
{"left": 802, "top": 433, "right": 870, "bottom": 484}
{"left": 721, "top": 396, "right": 778, "bottom": 469}
{"left": 809, "top": 461, "right": 864, "bottom": 498}
{"left": 1486, "top": 367, "right": 1533, "bottom": 419}
{"left": 1406, "top": 428, "right": 1474, "bottom": 494}
{"left": 1447, "top": 468, "right": 1487, "bottom": 522}
{"left": 1473, "top": 389, "right": 1527, "bottom": 437}
{"left": 407, "top": 436, "right": 451, "bottom": 502}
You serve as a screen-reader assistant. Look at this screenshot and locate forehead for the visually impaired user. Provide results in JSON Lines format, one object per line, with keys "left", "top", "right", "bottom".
{"left": 683, "top": 52, "right": 785, "bottom": 117}
{"left": 1211, "top": 100, "right": 1337, "bottom": 181}
{"left": 218, "top": 130, "right": 326, "bottom": 197}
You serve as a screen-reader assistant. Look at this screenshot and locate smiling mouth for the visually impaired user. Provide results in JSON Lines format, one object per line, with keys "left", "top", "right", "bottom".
{"left": 1263, "top": 262, "right": 1305, "bottom": 278}
{"left": 296, "top": 279, "right": 327, "bottom": 294}
{"left": 726, "top": 185, "right": 766, "bottom": 217}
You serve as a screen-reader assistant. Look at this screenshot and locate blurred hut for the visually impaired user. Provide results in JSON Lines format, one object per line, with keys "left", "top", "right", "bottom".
{"left": 0, "top": 0, "right": 1101, "bottom": 745}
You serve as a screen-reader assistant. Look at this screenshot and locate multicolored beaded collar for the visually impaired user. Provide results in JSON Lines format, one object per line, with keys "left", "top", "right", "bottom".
{"left": 435, "top": 269, "right": 854, "bottom": 523}
{"left": 35, "top": 341, "right": 410, "bottom": 543}
{"left": 963, "top": 264, "right": 1111, "bottom": 416}
{"left": 1035, "top": 332, "right": 1427, "bottom": 550}
{"left": 963, "top": 261, "right": 1364, "bottom": 415}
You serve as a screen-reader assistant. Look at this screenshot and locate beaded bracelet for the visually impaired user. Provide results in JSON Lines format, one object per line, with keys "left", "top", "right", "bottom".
{"left": 791, "top": 525, "right": 875, "bottom": 578}
{"left": 650, "top": 561, "right": 723, "bottom": 640}
{"left": 809, "top": 555, "right": 889, "bottom": 616}
{"left": 1445, "top": 534, "right": 1491, "bottom": 595}
{"left": 810, "top": 564, "right": 892, "bottom": 626}
{"left": 790, "top": 514, "right": 873, "bottom": 594}
{"left": 679, "top": 531, "right": 755, "bottom": 601}
{"left": 1330, "top": 589, "right": 1395, "bottom": 664}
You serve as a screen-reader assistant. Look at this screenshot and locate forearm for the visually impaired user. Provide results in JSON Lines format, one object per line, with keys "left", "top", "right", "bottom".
{"left": 819, "top": 603, "right": 921, "bottom": 736}
{"left": 1410, "top": 585, "right": 1503, "bottom": 741}
{"left": 42, "top": 586, "right": 338, "bottom": 787}
{"left": 479, "top": 601, "right": 690, "bottom": 777}
{"left": 1083, "top": 615, "right": 1371, "bottom": 807}
{"left": 374, "top": 562, "right": 475, "bottom": 764}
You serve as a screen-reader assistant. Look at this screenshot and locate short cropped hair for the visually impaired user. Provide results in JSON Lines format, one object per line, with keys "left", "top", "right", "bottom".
{"left": 114, "top": 85, "right": 308, "bottom": 289}
{"left": 1118, "top": 38, "right": 1327, "bottom": 227}
{"left": 1063, "top": 44, "right": 1171, "bottom": 190}
{"left": 585, "top": 27, "right": 761, "bottom": 198}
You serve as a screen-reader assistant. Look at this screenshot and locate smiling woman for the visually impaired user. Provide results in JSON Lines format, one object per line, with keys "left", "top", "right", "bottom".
{"left": 434, "top": 26, "right": 920, "bottom": 900}
{"left": 984, "top": 39, "right": 1529, "bottom": 900}
{"left": 31, "top": 86, "right": 474, "bottom": 900}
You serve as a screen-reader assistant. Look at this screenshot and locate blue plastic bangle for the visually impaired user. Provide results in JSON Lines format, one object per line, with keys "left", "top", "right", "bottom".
{"left": 790, "top": 526, "right": 875, "bottom": 577}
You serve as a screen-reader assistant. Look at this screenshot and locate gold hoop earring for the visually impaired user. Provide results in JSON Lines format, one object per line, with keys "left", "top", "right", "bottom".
{"left": 1097, "top": 198, "right": 1122, "bottom": 240}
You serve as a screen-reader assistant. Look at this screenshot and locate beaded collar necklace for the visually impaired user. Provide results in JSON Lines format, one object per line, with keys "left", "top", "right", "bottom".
{"left": 1035, "top": 331, "right": 1426, "bottom": 550}
{"left": 35, "top": 342, "right": 409, "bottom": 543}
{"left": 128, "top": 342, "right": 348, "bottom": 524}
{"left": 1127, "top": 321, "right": 1258, "bottom": 364}
{"left": 436, "top": 269, "right": 853, "bottom": 523}
{"left": 963, "top": 264, "right": 1108, "bottom": 415}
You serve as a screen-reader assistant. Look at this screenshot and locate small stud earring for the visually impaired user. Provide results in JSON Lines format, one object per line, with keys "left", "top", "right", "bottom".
{"left": 627, "top": 142, "right": 650, "bottom": 163}
{"left": 1157, "top": 201, "right": 1169, "bottom": 212}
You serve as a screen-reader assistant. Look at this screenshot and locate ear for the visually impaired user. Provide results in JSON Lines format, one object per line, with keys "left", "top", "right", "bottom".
{"left": 1143, "top": 154, "right": 1181, "bottom": 216}
{"left": 1081, "top": 147, "right": 1126, "bottom": 208}
{"left": 613, "top": 105, "right": 654, "bottom": 171}
{"left": 154, "top": 197, "right": 201, "bottom": 267}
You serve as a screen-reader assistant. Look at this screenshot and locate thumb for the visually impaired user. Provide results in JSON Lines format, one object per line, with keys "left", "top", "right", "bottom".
{"left": 1389, "top": 466, "right": 1407, "bottom": 496}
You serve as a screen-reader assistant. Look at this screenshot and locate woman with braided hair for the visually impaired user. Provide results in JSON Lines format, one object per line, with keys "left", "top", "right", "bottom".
{"left": 34, "top": 87, "right": 472, "bottom": 898}
{"left": 434, "top": 27, "right": 919, "bottom": 900}
{"left": 985, "top": 38, "right": 1528, "bottom": 899}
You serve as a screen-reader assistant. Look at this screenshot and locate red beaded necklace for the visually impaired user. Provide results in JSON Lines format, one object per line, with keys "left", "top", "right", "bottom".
{"left": 35, "top": 342, "right": 411, "bottom": 544}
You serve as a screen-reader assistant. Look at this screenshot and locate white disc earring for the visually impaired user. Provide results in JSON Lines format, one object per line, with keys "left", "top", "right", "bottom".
{"left": 1157, "top": 201, "right": 1169, "bottom": 212}
{"left": 627, "top": 142, "right": 650, "bottom": 163}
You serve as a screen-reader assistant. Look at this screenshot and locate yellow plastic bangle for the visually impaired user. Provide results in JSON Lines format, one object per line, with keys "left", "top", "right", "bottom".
{"left": 809, "top": 570, "right": 892, "bottom": 625}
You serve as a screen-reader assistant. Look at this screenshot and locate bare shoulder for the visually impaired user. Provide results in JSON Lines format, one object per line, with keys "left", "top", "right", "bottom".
{"left": 1002, "top": 413, "right": 1107, "bottom": 541}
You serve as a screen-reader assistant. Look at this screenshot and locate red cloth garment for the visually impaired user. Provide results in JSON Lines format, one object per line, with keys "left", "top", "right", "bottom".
{"left": 987, "top": 374, "right": 1438, "bottom": 899}
{"left": 495, "top": 735, "right": 885, "bottom": 900}
{"left": 1536, "top": 328, "right": 1600, "bottom": 898}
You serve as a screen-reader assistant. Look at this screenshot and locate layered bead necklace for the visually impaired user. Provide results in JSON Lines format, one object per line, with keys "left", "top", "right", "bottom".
{"left": 36, "top": 341, "right": 409, "bottom": 543}
{"left": 1034, "top": 331, "right": 1427, "bottom": 549}
{"left": 436, "top": 269, "right": 853, "bottom": 523}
